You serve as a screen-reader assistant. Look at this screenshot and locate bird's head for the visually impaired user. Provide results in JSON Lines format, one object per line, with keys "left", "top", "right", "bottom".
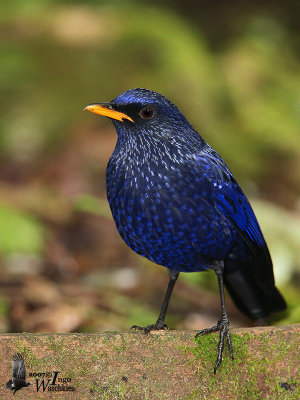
{"left": 84, "top": 88, "right": 198, "bottom": 143}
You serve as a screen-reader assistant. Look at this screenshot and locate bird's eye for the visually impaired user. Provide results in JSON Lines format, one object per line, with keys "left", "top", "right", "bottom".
{"left": 139, "top": 106, "right": 154, "bottom": 120}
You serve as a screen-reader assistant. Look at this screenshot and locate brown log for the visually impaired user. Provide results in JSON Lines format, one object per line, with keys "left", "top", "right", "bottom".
{"left": 0, "top": 324, "right": 299, "bottom": 399}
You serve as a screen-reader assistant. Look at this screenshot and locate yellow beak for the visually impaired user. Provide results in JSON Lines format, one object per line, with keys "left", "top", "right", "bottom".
{"left": 83, "top": 103, "right": 134, "bottom": 123}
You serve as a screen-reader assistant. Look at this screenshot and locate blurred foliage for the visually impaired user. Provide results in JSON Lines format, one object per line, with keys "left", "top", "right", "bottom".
{"left": 73, "top": 193, "right": 110, "bottom": 217}
{"left": 0, "top": 0, "right": 299, "bottom": 332}
{"left": 0, "top": 203, "right": 45, "bottom": 255}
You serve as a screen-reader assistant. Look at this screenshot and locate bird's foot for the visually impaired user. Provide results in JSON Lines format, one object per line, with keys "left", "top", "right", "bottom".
{"left": 131, "top": 319, "right": 168, "bottom": 334}
{"left": 195, "top": 313, "right": 234, "bottom": 374}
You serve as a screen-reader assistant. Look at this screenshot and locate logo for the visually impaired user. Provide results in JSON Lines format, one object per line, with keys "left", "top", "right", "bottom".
{"left": 6, "top": 353, "right": 31, "bottom": 395}
{"left": 5, "top": 352, "right": 75, "bottom": 394}
{"left": 30, "top": 371, "right": 75, "bottom": 393}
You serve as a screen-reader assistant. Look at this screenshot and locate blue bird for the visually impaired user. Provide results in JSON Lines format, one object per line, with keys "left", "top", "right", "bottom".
{"left": 84, "top": 88, "right": 286, "bottom": 373}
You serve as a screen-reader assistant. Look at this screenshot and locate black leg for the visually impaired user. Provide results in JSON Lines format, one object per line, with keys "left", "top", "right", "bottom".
{"left": 131, "top": 269, "right": 179, "bottom": 334}
{"left": 195, "top": 261, "right": 234, "bottom": 374}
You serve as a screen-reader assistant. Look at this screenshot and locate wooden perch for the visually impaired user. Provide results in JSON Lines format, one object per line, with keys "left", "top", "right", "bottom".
{"left": 0, "top": 324, "right": 299, "bottom": 399}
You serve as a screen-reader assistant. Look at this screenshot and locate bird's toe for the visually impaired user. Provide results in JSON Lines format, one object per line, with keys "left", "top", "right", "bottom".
{"left": 131, "top": 321, "right": 168, "bottom": 334}
{"left": 195, "top": 314, "right": 234, "bottom": 373}
{"left": 195, "top": 325, "right": 219, "bottom": 337}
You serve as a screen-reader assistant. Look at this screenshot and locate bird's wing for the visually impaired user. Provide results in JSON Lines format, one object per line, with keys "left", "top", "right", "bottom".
{"left": 220, "top": 189, "right": 275, "bottom": 287}
{"left": 6, "top": 379, "right": 13, "bottom": 389}
{"left": 194, "top": 149, "right": 286, "bottom": 319}
{"left": 12, "top": 353, "right": 26, "bottom": 381}
{"left": 197, "top": 150, "right": 273, "bottom": 278}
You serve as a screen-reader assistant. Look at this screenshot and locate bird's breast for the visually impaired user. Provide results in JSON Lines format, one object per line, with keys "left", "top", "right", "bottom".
{"left": 106, "top": 152, "right": 236, "bottom": 270}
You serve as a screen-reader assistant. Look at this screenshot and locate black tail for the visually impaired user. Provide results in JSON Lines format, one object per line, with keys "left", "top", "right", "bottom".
{"left": 224, "top": 236, "right": 286, "bottom": 320}
{"left": 224, "top": 266, "right": 286, "bottom": 320}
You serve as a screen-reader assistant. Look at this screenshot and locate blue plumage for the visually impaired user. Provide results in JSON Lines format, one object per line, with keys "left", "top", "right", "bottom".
{"left": 107, "top": 139, "right": 238, "bottom": 271}
{"left": 106, "top": 89, "right": 265, "bottom": 271}
{"left": 85, "top": 88, "right": 286, "bottom": 373}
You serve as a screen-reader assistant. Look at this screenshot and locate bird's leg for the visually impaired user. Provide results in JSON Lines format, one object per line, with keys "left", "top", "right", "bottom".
{"left": 195, "top": 261, "right": 234, "bottom": 374}
{"left": 131, "top": 269, "right": 179, "bottom": 334}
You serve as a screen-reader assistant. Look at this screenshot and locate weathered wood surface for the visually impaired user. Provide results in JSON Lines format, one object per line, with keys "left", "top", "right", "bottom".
{"left": 0, "top": 324, "right": 299, "bottom": 399}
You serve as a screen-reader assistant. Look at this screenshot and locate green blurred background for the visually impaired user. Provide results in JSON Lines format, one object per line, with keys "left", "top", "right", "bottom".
{"left": 0, "top": 0, "right": 299, "bottom": 333}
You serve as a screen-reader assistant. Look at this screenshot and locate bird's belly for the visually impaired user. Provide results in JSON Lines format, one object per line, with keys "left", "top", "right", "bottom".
{"left": 106, "top": 173, "right": 236, "bottom": 272}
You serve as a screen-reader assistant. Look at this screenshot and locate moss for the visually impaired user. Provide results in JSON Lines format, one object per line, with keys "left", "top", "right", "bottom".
{"left": 181, "top": 329, "right": 299, "bottom": 400}
{"left": 89, "top": 376, "right": 140, "bottom": 400}
{"left": 101, "top": 330, "right": 121, "bottom": 344}
{"left": 3, "top": 329, "right": 298, "bottom": 399}
{"left": 15, "top": 338, "right": 41, "bottom": 369}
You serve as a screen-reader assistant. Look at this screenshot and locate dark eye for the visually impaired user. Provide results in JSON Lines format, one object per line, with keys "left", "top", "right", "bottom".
{"left": 139, "top": 106, "right": 154, "bottom": 119}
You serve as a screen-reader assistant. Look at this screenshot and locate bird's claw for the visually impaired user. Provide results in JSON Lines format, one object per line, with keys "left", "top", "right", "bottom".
{"left": 131, "top": 320, "right": 168, "bottom": 334}
{"left": 195, "top": 314, "right": 234, "bottom": 374}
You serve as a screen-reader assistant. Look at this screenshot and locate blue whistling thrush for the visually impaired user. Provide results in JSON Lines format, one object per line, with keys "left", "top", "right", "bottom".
{"left": 84, "top": 88, "right": 286, "bottom": 373}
